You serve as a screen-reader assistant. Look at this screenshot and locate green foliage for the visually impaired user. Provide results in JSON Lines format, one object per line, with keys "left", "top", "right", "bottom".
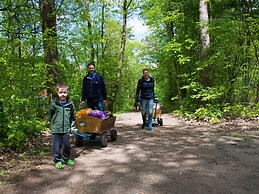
{"left": 0, "top": 0, "right": 258, "bottom": 150}
{"left": 0, "top": 95, "right": 47, "bottom": 151}
{"left": 174, "top": 102, "right": 259, "bottom": 123}
{"left": 1, "top": 0, "right": 148, "bottom": 151}
{"left": 0, "top": 169, "right": 5, "bottom": 176}
{"left": 190, "top": 85, "right": 225, "bottom": 103}
{"left": 141, "top": 0, "right": 258, "bottom": 122}
{"left": 180, "top": 83, "right": 226, "bottom": 113}
{"left": 111, "top": 40, "right": 148, "bottom": 113}
{"left": 7, "top": 129, "right": 26, "bottom": 151}
{"left": 193, "top": 105, "right": 222, "bottom": 123}
{"left": 223, "top": 103, "right": 259, "bottom": 117}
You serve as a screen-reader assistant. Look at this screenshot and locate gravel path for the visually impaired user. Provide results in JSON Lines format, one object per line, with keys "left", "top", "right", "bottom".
{"left": 1, "top": 112, "right": 259, "bottom": 194}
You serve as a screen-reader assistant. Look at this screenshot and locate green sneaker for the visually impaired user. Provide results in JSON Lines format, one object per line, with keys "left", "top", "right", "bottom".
{"left": 55, "top": 161, "right": 64, "bottom": 169}
{"left": 63, "top": 159, "right": 75, "bottom": 166}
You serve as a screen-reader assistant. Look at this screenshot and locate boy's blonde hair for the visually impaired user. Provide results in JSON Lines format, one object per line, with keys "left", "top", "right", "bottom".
{"left": 56, "top": 83, "right": 69, "bottom": 92}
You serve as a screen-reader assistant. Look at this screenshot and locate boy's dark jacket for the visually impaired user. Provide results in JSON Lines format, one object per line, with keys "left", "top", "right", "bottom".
{"left": 81, "top": 73, "right": 107, "bottom": 101}
{"left": 136, "top": 76, "right": 155, "bottom": 101}
{"left": 48, "top": 97, "right": 76, "bottom": 133}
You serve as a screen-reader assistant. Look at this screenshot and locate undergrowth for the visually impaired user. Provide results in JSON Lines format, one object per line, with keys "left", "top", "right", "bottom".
{"left": 173, "top": 103, "right": 259, "bottom": 123}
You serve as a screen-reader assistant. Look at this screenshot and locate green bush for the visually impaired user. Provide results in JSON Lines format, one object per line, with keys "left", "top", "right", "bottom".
{"left": 223, "top": 103, "right": 259, "bottom": 117}
{"left": 0, "top": 95, "right": 47, "bottom": 151}
{"left": 193, "top": 105, "right": 222, "bottom": 123}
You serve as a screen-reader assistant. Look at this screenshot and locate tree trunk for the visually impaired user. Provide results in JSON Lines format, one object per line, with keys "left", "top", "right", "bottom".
{"left": 40, "top": 0, "right": 60, "bottom": 97}
{"left": 199, "top": 0, "right": 211, "bottom": 87}
{"left": 101, "top": 2, "right": 105, "bottom": 58}
{"left": 86, "top": 0, "right": 95, "bottom": 62}
{"left": 111, "top": 0, "right": 132, "bottom": 111}
{"left": 117, "top": 0, "right": 131, "bottom": 78}
{"left": 166, "top": 21, "right": 182, "bottom": 106}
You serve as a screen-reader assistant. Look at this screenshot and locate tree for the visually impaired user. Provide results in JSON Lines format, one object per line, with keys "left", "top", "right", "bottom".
{"left": 85, "top": 0, "right": 95, "bottom": 61}
{"left": 199, "top": 0, "right": 211, "bottom": 87}
{"left": 141, "top": 0, "right": 258, "bottom": 118}
{"left": 40, "top": 0, "right": 61, "bottom": 96}
{"left": 109, "top": 0, "right": 133, "bottom": 111}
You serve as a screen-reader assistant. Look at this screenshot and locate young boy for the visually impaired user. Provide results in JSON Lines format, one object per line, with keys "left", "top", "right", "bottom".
{"left": 48, "top": 83, "right": 76, "bottom": 169}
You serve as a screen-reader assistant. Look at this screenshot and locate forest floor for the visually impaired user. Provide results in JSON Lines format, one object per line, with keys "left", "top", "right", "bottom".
{"left": 0, "top": 111, "right": 258, "bottom": 194}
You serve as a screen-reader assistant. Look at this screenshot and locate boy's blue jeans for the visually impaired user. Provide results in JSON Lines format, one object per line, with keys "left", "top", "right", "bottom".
{"left": 141, "top": 98, "right": 154, "bottom": 129}
{"left": 52, "top": 133, "right": 71, "bottom": 163}
{"left": 87, "top": 98, "right": 104, "bottom": 111}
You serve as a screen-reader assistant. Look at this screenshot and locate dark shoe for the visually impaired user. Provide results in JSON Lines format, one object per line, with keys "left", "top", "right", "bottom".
{"left": 141, "top": 123, "right": 145, "bottom": 129}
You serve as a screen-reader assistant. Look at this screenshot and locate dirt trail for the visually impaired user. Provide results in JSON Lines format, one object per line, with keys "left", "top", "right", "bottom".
{"left": 1, "top": 112, "right": 259, "bottom": 194}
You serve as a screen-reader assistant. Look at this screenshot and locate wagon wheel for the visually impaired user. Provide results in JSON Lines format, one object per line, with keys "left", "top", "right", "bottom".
{"left": 100, "top": 132, "right": 108, "bottom": 147}
{"left": 110, "top": 129, "right": 117, "bottom": 141}
{"left": 89, "top": 133, "right": 96, "bottom": 140}
{"left": 159, "top": 118, "right": 163, "bottom": 126}
{"left": 75, "top": 135, "right": 83, "bottom": 147}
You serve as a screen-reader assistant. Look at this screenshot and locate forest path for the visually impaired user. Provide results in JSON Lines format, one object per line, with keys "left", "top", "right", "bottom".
{"left": 1, "top": 112, "right": 259, "bottom": 194}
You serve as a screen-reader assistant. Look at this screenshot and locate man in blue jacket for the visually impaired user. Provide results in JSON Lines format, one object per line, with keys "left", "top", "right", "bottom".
{"left": 81, "top": 62, "right": 107, "bottom": 111}
{"left": 136, "top": 68, "right": 155, "bottom": 131}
